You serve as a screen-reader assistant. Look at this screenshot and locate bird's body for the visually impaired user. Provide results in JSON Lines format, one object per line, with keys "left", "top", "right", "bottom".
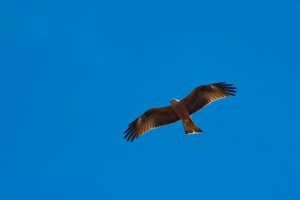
{"left": 124, "top": 82, "right": 237, "bottom": 142}
{"left": 170, "top": 98, "right": 202, "bottom": 134}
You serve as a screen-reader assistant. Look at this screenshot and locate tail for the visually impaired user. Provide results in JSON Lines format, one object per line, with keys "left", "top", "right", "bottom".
{"left": 183, "top": 118, "right": 203, "bottom": 134}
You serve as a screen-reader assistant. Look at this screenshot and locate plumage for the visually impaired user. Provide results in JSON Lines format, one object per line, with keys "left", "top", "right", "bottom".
{"left": 124, "top": 82, "right": 237, "bottom": 142}
{"left": 124, "top": 107, "right": 180, "bottom": 142}
{"left": 181, "top": 82, "right": 236, "bottom": 115}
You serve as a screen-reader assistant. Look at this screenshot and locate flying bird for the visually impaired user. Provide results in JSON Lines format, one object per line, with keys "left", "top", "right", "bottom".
{"left": 124, "top": 82, "right": 237, "bottom": 142}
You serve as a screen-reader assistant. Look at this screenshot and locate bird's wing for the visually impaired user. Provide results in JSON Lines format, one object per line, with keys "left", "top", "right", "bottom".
{"left": 124, "top": 106, "right": 180, "bottom": 142}
{"left": 181, "top": 82, "right": 237, "bottom": 115}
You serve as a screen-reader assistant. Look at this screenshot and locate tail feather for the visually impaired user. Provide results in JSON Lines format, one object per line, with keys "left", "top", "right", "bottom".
{"left": 183, "top": 118, "right": 203, "bottom": 134}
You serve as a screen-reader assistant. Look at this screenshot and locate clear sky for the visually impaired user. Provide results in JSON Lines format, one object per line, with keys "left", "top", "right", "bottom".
{"left": 1, "top": 0, "right": 300, "bottom": 199}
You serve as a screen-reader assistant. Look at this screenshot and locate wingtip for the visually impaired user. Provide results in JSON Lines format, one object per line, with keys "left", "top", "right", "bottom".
{"left": 213, "top": 82, "right": 237, "bottom": 96}
{"left": 124, "top": 118, "right": 139, "bottom": 142}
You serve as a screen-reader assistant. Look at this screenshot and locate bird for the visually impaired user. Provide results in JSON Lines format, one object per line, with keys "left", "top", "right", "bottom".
{"left": 124, "top": 82, "right": 237, "bottom": 142}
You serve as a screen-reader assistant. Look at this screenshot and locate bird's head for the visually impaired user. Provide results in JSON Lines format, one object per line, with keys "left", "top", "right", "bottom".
{"left": 170, "top": 98, "right": 179, "bottom": 104}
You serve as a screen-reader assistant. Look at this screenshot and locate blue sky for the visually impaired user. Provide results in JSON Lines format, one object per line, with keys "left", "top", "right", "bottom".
{"left": 1, "top": 0, "right": 300, "bottom": 199}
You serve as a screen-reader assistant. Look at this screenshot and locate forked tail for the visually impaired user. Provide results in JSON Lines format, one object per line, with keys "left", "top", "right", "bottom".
{"left": 183, "top": 118, "right": 203, "bottom": 134}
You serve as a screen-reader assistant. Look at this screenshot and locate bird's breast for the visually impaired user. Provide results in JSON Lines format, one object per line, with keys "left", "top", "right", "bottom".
{"left": 171, "top": 100, "right": 190, "bottom": 119}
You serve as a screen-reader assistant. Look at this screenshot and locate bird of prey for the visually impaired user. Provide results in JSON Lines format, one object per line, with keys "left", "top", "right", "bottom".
{"left": 124, "top": 82, "right": 237, "bottom": 142}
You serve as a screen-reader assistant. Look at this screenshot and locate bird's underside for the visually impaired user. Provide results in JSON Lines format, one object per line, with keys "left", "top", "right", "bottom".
{"left": 124, "top": 82, "right": 237, "bottom": 142}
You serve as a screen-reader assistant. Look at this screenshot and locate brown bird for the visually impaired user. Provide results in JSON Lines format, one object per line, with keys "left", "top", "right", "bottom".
{"left": 124, "top": 82, "right": 237, "bottom": 142}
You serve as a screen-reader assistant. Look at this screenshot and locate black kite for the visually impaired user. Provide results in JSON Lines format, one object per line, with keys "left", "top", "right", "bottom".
{"left": 124, "top": 82, "right": 237, "bottom": 142}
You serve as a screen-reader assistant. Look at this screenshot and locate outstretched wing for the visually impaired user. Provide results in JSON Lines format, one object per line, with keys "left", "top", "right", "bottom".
{"left": 124, "top": 106, "right": 180, "bottom": 142}
{"left": 181, "top": 82, "right": 237, "bottom": 115}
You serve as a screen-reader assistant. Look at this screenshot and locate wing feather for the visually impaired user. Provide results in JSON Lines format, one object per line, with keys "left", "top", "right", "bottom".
{"left": 124, "top": 106, "right": 180, "bottom": 142}
{"left": 181, "top": 82, "right": 237, "bottom": 115}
